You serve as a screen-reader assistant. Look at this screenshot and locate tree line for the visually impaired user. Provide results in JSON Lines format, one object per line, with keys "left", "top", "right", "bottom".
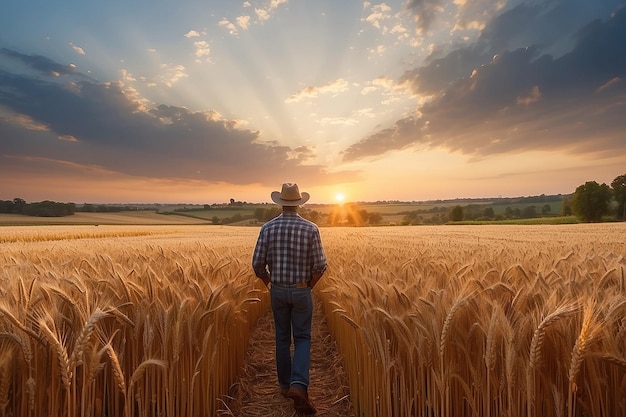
{"left": 446, "top": 173, "right": 626, "bottom": 223}
{"left": 0, "top": 199, "right": 148, "bottom": 217}
{"left": 0, "top": 198, "right": 76, "bottom": 217}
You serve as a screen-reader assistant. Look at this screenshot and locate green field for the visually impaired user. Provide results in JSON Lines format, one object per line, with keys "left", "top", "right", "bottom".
{"left": 0, "top": 211, "right": 210, "bottom": 226}
{"left": 0, "top": 197, "right": 569, "bottom": 226}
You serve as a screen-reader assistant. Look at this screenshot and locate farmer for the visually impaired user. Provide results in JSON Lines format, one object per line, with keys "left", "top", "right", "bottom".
{"left": 252, "top": 183, "right": 327, "bottom": 415}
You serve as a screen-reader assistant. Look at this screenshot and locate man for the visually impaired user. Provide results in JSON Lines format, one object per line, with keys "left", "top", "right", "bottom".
{"left": 252, "top": 183, "right": 327, "bottom": 415}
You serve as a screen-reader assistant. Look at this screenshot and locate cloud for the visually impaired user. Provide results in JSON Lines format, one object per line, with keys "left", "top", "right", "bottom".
{"left": 360, "top": 3, "right": 423, "bottom": 49}
{"left": 158, "top": 64, "right": 189, "bottom": 86}
{"left": 126, "top": 64, "right": 188, "bottom": 89}
{"left": 451, "top": 0, "right": 503, "bottom": 35}
{"left": 285, "top": 79, "right": 350, "bottom": 103}
{"left": 403, "top": 0, "right": 626, "bottom": 97}
{"left": 193, "top": 41, "right": 210, "bottom": 60}
{"left": 0, "top": 50, "right": 353, "bottom": 187}
{"left": 255, "top": 8, "right": 270, "bottom": 21}
{"left": 184, "top": 30, "right": 210, "bottom": 61}
{"left": 269, "top": 0, "right": 288, "bottom": 13}
{"left": 236, "top": 15, "right": 251, "bottom": 29}
{"left": 478, "top": 0, "right": 625, "bottom": 55}
{"left": 405, "top": 0, "right": 446, "bottom": 33}
{"left": 517, "top": 85, "right": 542, "bottom": 106}
{"left": 360, "top": 76, "right": 415, "bottom": 102}
{"left": 255, "top": 0, "right": 288, "bottom": 21}
{"left": 363, "top": 3, "right": 392, "bottom": 30}
{"left": 184, "top": 30, "right": 200, "bottom": 38}
{"left": 368, "top": 44, "right": 386, "bottom": 55}
{"left": 1, "top": 48, "right": 78, "bottom": 77}
{"left": 390, "top": 23, "right": 408, "bottom": 35}
{"left": 219, "top": 18, "right": 238, "bottom": 35}
{"left": 342, "top": 5, "right": 626, "bottom": 162}
{"left": 318, "top": 117, "right": 359, "bottom": 126}
{"left": 400, "top": 44, "right": 488, "bottom": 95}
{"left": 69, "top": 43, "right": 85, "bottom": 55}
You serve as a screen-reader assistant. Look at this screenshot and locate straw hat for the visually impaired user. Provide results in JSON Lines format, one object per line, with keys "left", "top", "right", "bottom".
{"left": 271, "top": 183, "right": 310, "bottom": 206}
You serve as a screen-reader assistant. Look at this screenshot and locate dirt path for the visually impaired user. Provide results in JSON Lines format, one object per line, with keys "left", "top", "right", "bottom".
{"left": 219, "top": 296, "right": 355, "bottom": 416}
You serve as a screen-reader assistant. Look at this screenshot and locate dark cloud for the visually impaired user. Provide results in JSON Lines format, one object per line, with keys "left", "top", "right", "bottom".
{"left": 400, "top": 45, "right": 488, "bottom": 95}
{"left": 405, "top": 0, "right": 445, "bottom": 33}
{"left": 403, "top": 0, "right": 626, "bottom": 96}
{"left": 1, "top": 48, "right": 78, "bottom": 77}
{"left": 343, "top": 4, "right": 626, "bottom": 162}
{"left": 0, "top": 51, "right": 355, "bottom": 186}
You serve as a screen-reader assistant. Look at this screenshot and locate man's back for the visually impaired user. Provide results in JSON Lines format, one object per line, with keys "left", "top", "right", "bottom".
{"left": 252, "top": 211, "right": 326, "bottom": 286}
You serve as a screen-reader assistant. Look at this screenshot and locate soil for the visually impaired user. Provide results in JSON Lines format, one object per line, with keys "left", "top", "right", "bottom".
{"left": 219, "top": 296, "right": 355, "bottom": 416}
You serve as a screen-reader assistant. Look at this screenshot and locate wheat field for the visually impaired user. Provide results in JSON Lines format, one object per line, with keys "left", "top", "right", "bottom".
{"left": 318, "top": 224, "right": 626, "bottom": 417}
{"left": 0, "top": 223, "right": 625, "bottom": 417}
{"left": 0, "top": 226, "right": 268, "bottom": 417}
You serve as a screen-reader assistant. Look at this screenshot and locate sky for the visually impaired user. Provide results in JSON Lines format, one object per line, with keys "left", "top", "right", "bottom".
{"left": 1, "top": 0, "right": 625, "bottom": 204}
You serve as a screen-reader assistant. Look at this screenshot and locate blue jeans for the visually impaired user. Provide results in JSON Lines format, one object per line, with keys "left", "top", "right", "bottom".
{"left": 270, "top": 285, "right": 313, "bottom": 391}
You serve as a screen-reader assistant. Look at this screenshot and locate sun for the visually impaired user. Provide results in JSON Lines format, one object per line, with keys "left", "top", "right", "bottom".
{"left": 335, "top": 193, "right": 345, "bottom": 203}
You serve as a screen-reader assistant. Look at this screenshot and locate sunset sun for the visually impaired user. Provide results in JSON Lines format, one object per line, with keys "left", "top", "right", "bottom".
{"left": 335, "top": 193, "right": 345, "bottom": 203}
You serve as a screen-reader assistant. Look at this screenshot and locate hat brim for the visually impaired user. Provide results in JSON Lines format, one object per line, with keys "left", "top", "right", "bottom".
{"left": 271, "top": 191, "right": 310, "bottom": 206}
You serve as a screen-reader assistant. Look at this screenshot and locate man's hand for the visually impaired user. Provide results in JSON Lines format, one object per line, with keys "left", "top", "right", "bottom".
{"left": 309, "top": 272, "right": 323, "bottom": 288}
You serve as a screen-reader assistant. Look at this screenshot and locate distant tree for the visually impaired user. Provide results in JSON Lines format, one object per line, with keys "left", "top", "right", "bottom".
{"left": 571, "top": 181, "right": 612, "bottom": 222}
{"left": 611, "top": 173, "right": 626, "bottom": 220}
{"left": 307, "top": 210, "right": 320, "bottom": 224}
{"left": 561, "top": 198, "right": 572, "bottom": 216}
{"left": 449, "top": 205, "right": 464, "bottom": 222}
{"left": 13, "top": 198, "right": 26, "bottom": 213}
{"left": 504, "top": 206, "right": 521, "bottom": 218}
{"left": 541, "top": 204, "right": 552, "bottom": 215}
{"left": 23, "top": 201, "right": 75, "bottom": 217}
{"left": 403, "top": 212, "right": 418, "bottom": 224}
{"left": 483, "top": 207, "right": 495, "bottom": 219}
{"left": 464, "top": 204, "right": 482, "bottom": 220}
{"left": 211, "top": 216, "right": 220, "bottom": 225}
{"left": 252, "top": 207, "right": 281, "bottom": 222}
{"left": 327, "top": 206, "right": 341, "bottom": 225}
{"left": 344, "top": 206, "right": 367, "bottom": 225}
{"left": 263, "top": 207, "right": 281, "bottom": 221}
{"left": 368, "top": 212, "right": 383, "bottom": 225}
{"left": 0, "top": 200, "right": 15, "bottom": 213}
{"left": 253, "top": 207, "right": 265, "bottom": 221}
{"left": 521, "top": 205, "right": 537, "bottom": 219}
{"left": 357, "top": 209, "right": 369, "bottom": 224}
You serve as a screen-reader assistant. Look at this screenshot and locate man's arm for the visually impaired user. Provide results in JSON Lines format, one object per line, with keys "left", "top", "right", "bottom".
{"left": 252, "top": 230, "right": 270, "bottom": 287}
{"left": 309, "top": 228, "right": 327, "bottom": 288}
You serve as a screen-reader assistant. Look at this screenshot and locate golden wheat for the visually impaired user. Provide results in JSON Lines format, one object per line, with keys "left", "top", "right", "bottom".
{"left": 0, "top": 226, "right": 269, "bottom": 417}
{"left": 1, "top": 223, "right": 625, "bottom": 416}
{"left": 317, "top": 223, "right": 626, "bottom": 417}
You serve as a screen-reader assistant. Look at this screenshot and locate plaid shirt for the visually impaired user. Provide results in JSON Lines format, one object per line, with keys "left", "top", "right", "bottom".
{"left": 252, "top": 211, "right": 327, "bottom": 285}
